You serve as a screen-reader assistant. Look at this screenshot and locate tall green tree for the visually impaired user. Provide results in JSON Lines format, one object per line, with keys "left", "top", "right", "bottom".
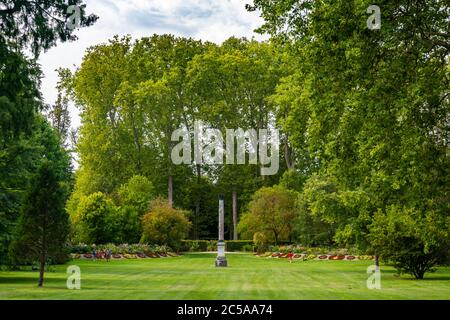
{"left": 1, "top": 115, "right": 72, "bottom": 263}
{"left": 249, "top": 0, "right": 449, "bottom": 276}
{"left": 0, "top": 43, "right": 42, "bottom": 262}
{"left": 10, "top": 159, "right": 70, "bottom": 287}
{"left": 71, "top": 36, "right": 205, "bottom": 203}
{"left": 187, "top": 38, "right": 286, "bottom": 238}
{"left": 0, "top": 0, "right": 96, "bottom": 263}
{"left": 130, "top": 35, "right": 206, "bottom": 207}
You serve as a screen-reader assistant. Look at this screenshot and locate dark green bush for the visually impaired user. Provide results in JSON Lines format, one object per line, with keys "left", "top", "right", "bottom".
{"left": 225, "top": 240, "right": 254, "bottom": 252}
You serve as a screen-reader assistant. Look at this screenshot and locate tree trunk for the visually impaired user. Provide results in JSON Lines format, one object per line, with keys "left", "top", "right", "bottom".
{"left": 284, "top": 140, "right": 295, "bottom": 170}
{"left": 132, "top": 125, "right": 142, "bottom": 174}
{"left": 194, "top": 201, "right": 200, "bottom": 239}
{"left": 168, "top": 175, "right": 173, "bottom": 207}
{"left": 38, "top": 258, "right": 45, "bottom": 287}
{"left": 232, "top": 190, "right": 238, "bottom": 240}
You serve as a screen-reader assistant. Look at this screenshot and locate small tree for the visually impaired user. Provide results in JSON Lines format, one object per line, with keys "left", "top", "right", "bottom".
{"left": 71, "top": 192, "right": 117, "bottom": 244}
{"left": 238, "top": 186, "right": 298, "bottom": 243}
{"left": 369, "top": 206, "right": 450, "bottom": 279}
{"left": 10, "top": 161, "right": 70, "bottom": 287}
{"left": 253, "top": 232, "right": 268, "bottom": 254}
{"left": 141, "top": 198, "right": 191, "bottom": 249}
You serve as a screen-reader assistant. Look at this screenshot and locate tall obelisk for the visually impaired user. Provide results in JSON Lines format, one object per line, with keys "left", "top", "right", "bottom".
{"left": 215, "top": 195, "right": 228, "bottom": 267}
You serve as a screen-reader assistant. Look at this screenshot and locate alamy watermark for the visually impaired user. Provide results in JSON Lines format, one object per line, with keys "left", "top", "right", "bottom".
{"left": 171, "top": 121, "right": 279, "bottom": 176}
{"left": 66, "top": 1, "right": 81, "bottom": 30}
{"left": 66, "top": 265, "right": 81, "bottom": 289}
{"left": 366, "top": 265, "right": 381, "bottom": 289}
{"left": 367, "top": 5, "right": 381, "bottom": 30}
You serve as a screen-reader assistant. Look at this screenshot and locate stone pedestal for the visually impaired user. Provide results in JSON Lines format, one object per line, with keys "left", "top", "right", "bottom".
{"left": 215, "top": 241, "right": 227, "bottom": 267}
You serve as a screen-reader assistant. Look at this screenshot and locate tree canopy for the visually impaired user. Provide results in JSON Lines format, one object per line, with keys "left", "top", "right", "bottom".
{"left": 0, "top": 0, "right": 98, "bottom": 56}
{"left": 247, "top": 0, "right": 449, "bottom": 278}
{"left": 1, "top": 0, "right": 96, "bottom": 265}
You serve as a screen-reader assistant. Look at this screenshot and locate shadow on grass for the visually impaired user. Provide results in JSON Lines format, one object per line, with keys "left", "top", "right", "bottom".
{"left": 400, "top": 276, "right": 450, "bottom": 281}
{"left": 0, "top": 275, "right": 65, "bottom": 285}
{"left": 0, "top": 276, "right": 37, "bottom": 284}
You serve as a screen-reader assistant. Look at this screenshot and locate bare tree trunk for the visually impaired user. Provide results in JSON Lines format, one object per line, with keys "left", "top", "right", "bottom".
{"left": 168, "top": 175, "right": 173, "bottom": 207}
{"left": 232, "top": 190, "right": 238, "bottom": 240}
{"left": 38, "top": 257, "right": 45, "bottom": 287}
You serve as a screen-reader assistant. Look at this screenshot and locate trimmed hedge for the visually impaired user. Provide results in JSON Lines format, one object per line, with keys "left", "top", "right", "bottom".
{"left": 181, "top": 240, "right": 254, "bottom": 252}
{"left": 226, "top": 240, "right": 254, "bottom": 252}
{"left": 180, "top": 240, "right": 208, "bottom": 252}
{"left": 68, "top": 243, "right": 172, "bottom": 254}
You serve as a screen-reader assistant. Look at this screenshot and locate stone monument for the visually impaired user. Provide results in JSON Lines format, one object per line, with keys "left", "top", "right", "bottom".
{"left": 215, "top": 195, "right": 228, "bottom": 267}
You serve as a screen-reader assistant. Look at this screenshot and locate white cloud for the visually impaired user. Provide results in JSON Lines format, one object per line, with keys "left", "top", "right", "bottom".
{"left": 38, "top": 0, "right": 267, "bottom": 130}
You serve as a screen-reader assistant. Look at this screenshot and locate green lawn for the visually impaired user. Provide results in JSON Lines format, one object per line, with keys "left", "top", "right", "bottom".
{"left": 1, "top": 253, "right": 449, "bottom": 300}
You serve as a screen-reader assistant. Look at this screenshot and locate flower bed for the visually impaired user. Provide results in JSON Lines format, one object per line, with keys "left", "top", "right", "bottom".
{"left": 329, "top": 255, "right": 345, "bottom": 260}
{"left": 68, "top": 243, "right": 178, "bottom": 260}
{"left": 271, "top": 252, "right": 281, "bottom": 258}
{"left": 257, "top": 251, "right": 370, "bottom": 261}
{"left": 256, "top": 245, "right": 376, "bottom": 261}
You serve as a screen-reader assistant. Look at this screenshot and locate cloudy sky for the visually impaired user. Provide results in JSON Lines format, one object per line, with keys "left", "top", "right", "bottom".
{"left": 39, "top": 0, "right": 266, "bottom": 128}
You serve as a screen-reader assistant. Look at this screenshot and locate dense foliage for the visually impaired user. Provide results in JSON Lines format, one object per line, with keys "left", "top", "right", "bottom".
{"left": 248, "top": 0, "right": 449, "bottom": 278}
{"left": 0, "top": 0, "right": 98, "bottom": 56}
{"left": 66, "top": 35, "right": 287, "bottom": 240}
{"left": 1, "top": 0, "right": 448, "bottom": 281}
{"left": 141, "top": 198, "right": 191, "bottom": 249}
{"left": 238, "top": 186, "right": 297, "bottom": 243}
{"left": 10, "top": 159, "right": 70, "bottom": 286}
{"left": 0, "top": 1, "right": 96, "bottom": 277}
